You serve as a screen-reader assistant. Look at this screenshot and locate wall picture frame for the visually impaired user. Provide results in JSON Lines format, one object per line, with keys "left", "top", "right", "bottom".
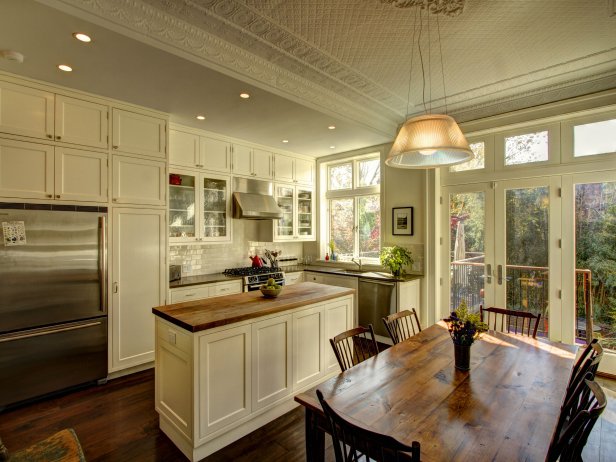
{"left": 392, "top": 207, "right": 413, "bottom": 236}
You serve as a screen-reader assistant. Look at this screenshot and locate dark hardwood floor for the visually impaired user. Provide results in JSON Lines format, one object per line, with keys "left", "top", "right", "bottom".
{"left": 0, "top": 369, "right": 613, "bottom": 461}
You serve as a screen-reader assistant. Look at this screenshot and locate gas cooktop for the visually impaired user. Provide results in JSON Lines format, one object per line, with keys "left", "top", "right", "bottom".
{"left": 223, "top": 266, "right": 281, "bottom": 277}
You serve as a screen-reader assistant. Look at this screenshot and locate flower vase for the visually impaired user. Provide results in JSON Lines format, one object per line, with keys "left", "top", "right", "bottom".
{"left": 453, "top": 342, "right": 471, "bottom": 371}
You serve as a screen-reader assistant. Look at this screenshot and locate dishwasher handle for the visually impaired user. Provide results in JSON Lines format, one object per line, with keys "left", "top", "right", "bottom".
{"left": 359, "top": 279, "right": 396, "bottom": 287}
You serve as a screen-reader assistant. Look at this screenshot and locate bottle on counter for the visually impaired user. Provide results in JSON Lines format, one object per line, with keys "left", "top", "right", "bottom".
{"left": 325, "top": 253, "right": 330, "bottom": 261}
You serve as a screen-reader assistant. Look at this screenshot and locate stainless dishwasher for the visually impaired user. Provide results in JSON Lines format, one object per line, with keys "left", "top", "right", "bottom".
{"left": 358, "top": 279, "right": 397, "bottom": 337}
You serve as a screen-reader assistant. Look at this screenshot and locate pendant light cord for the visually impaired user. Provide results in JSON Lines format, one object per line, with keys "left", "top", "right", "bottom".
{"left": 418, "top": 9, "right": 427, "bottom": 114}
{"left": 436, "top": 14, "right": 448, "bottom": 115}
{"left": 405, "top": 8, "right": 419, "bottom": 119}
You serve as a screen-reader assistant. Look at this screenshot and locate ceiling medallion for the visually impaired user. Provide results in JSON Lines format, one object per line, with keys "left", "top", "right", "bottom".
{"left": 379, "top": 0, "right": 465, "bottom": 16}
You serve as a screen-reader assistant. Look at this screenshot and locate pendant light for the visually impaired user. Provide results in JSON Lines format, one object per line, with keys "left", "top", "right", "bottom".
{"left": 386, "top": 8, "right": 472, "bottom": 169}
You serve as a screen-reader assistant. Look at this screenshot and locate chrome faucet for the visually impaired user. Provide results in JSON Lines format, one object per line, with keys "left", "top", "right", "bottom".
{"left": 351, "top": 257, "right": 362, "bottom": 271}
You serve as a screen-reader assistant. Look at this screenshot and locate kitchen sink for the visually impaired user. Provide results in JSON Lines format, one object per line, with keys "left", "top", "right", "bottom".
{"left": 335, "top": 269, "right": 365, "bottom": 274}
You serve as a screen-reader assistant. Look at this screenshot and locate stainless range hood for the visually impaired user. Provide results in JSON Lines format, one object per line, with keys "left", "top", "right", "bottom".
{"left": 232, "top": 178, "right": 283, "bottom": 220}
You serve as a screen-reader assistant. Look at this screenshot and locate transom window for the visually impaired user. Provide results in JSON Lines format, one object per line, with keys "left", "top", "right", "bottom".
{"left": 573, "top": 118, "right": 616, "bottom": 157}
{"left": 504, "top": 130, "right": 549, "bottom": 166}
{"left": 326, "top": 155, "right": 381, "bottom": 260}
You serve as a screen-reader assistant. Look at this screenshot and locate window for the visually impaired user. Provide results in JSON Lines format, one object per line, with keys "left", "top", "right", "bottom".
{"left": 325, "top": 155, "right": 381, "bottom": 260}
{"left": 504, "top": 130, "right": 549, "bottom": 165}
{"left": 449, "top": 141, "right": 486, "bottom": 172}
{"left": 573, "top": 118, "right": 616, "bottom": 157}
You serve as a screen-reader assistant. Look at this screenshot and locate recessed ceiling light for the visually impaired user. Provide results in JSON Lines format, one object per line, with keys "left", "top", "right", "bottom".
{"left": 239, "top": 92, "right": 250, "bottom": 99}
{"left": 328, "top": 125, "right": 336, "bottom": 130}
{"left": 282, "top": 140, "right": 289, "bottom": 143}
{"left": 196, "top": 115, "right": 205, "bottom": 120}
{"left": 330, "top": 145, "right": 336, "bottom": 149}
{"left": 0, "top": 50, "right": 25, "bottom": 63}
{"left": 58, "top": 64, "right": 73, "bottom": 72}
{"left": 73, "top": 33, "right": 92, "bottom": 43}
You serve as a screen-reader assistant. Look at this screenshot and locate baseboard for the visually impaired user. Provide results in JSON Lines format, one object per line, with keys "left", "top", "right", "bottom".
{"left": 107, "top": 361, "right": 154, "bottom": 380}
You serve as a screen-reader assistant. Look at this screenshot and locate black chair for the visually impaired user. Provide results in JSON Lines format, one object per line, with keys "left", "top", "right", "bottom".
{"left": 316, "top": 389, "right": 420, "bottom": 462}
{"left": 480, "top": 305, "right": 541, "bottom": 338}
{"left": 546, "top": 377, "right": 607, "bottom": 462}
{"left": 330, "top": 324, "right": 379, "bottom": 372}
{"left": 565, "top": 339, "right": 602, "bottom": 401}
{"left": 382, "top": 309, "right": 421, "bottom": 345}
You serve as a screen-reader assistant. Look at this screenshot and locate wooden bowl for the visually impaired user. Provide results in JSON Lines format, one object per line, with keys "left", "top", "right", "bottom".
{"left": 260, "top": 286, "right": 283, "bottom": 298}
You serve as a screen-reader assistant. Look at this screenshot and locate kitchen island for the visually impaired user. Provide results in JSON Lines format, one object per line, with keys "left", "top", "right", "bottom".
{"left": 152, "top": 282, "right": 354, "bottom": 461}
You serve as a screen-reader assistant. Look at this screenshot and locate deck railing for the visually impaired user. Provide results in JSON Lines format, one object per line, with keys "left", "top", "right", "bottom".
{"left": 450, "top": 257, "right": 593, "bottom": 341}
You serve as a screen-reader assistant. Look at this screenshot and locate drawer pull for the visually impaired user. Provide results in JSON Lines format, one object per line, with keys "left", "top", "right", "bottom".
{"left": 184, "top": 293, "right": 196, "bottom": 297}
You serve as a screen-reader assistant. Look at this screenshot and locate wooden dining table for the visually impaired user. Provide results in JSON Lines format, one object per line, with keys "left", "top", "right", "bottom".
{"left": 294, "top": 321, "right": 577, "bottom": 461}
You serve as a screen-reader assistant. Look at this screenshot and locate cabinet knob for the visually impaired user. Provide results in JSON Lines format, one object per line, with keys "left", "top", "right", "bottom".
{"left": 55, "top": 194, "right": 61, "bottom": 199}
{"left": 56, "top": 136, "right": 61, "bottom": 140}
{"left": 112, "top": 145, "right": 118, "bottom": 149}
{"left": 46, "top": 194, "right": 53, "bottom": 198}
{"left": 46, "top": 134, "right": 53, "bottom": 139}
{"left": 113, "top": 198, "right": 118, "bottom": 202}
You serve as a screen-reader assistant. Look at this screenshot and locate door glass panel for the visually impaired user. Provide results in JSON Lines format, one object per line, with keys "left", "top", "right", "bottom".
{"left": 505, "top": 186, "right": 549, "bottom": 335}
{"left": 276, "top": 185, "right": 294, "bottom": 237}
{"left": 449, "top": 142, "right": 485, "bottom": 172}
{"left": 573, "top": 119, "right": 616, "bottom": 157}
{"left": 357, "top": 195, "right": 380, "bottom": 258}
{"left": 504, "top": 131, "right": 548, "bottom": 166}
{"left": 203, "top": 177, "right": 227, "bottom": 238}
{"left": 330, "top": 198, "right": 354, "bottom": 258}
{"left": 449, "top": 192, "right": 485, "bottom": 312}
{"left": 169, "top": 173, "right": 196, "bottom": 238}
{"left": 297, "top": 188, "right": 313, "bottom": 237}
{"left": 357, "top": 158, "right": 380, "bottom": 187}
{"left": 575, "top": 181, "right": 616, "bottom": 350}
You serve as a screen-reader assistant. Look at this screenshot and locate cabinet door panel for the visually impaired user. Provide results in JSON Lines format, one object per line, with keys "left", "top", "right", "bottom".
{"left": 293, "top": 306, "right": 323, "bottom": 389}
{"left": 252, "top": 149, "right": 272, "bottom": 179}
{"left": 0, "top": 139, "right": 53, "bottom": 199}
{"left": 198, "top": 325, "right": 251, "bottom": 439}
{"left": 324, "top": 298, "right": 351, "bottom": 374}
{"left": 112, "top": 155, "right": 166, "bottom": 206}
{"left": 112, "top": 109, "right": 166, "bottom": 159}
{"left": 252, "top": 314, "right": 292, "bottom": 410}
{"left": 200, "top": 137, "right": 230, "bottom": 173}
{"left": 0, "top": 82, "right": 54, "bottom": 140}
{"left": 274, "top": 154, "right": 294, "bottom": 183}
{"left": 295, "top": 157, "right": 314, "bottom": 185}
{"left": 169, "top": 129, "right": 199, "bottom": 168}
{"left": 111, "top": 208, "right": 165, "bottom": 371}
{"left": 55, "top": 95, "right": 108, "bottom": 148}
{"left": 54, "top": 148, "right": 108, "bottom": 202}
{"left": 231, "top": 144, "right": 252, "bottom": 177}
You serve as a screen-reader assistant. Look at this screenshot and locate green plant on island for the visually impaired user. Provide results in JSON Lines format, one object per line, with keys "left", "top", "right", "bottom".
{"left": 379, "top": 246, "right": 413, "bottom": 277}
{"left": 445, "top": 300, "right": 488, "bottom": 346}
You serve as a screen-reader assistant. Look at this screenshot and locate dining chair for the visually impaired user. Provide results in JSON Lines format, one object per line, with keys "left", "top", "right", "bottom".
{"left": 330, "top": 324, "right": 379, "bottom": 372}
{"left": 316, "top": 389, "right": 420, "bottom": 462}
{"left": 566, "top": 339, "right": 602, "bottom": 397}
{"left": 479, "top": 305, "right": 541, "bottom": 338}
{"left": 546, "top": 377, "right": 607, "bottom": 462}
{"left": 382, "top": 309, "right": 421, "bottom": 345}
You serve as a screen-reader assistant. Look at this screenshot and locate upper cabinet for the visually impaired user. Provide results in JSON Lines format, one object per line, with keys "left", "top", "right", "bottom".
{"left": 274, "top": 183, "right": 315, "bottom": 242}
{"left": 231, "top": 144, "right": 273, "bottom": 179}
{"left": 170, "top": 129, "right": 199, "bottom": 168}
{"left": 200, "top": 136, "right": 230, "bottom": 173}
{"left": 0, "top": 81, "right": 109, "bottom": 149}
{"left": 274, "top": 153, "right": 314, "bottom": 185}
{"left": 112, "top": 108, "right": 166, "bottom": 159}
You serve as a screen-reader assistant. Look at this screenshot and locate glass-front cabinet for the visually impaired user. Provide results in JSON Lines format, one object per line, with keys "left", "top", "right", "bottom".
{"left": 169, "top": 169, "right": 231, "bottom": 243}
{"left": 274, "top": 184, "right": 314, "bottom": 241}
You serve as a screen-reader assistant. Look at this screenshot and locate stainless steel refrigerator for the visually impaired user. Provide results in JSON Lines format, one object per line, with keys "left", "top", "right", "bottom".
{"left": 0, "top": 205, "right": 108, "bottom": 410}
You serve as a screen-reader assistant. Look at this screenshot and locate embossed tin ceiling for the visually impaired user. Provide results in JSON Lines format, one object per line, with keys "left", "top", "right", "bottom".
{"left": 1, "top": 0, "right": 615, "bottom": 156}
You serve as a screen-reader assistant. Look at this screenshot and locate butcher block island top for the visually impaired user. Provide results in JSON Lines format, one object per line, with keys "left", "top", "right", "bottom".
{"left": 152, "top": 282, "right": 355, "bottom": 332}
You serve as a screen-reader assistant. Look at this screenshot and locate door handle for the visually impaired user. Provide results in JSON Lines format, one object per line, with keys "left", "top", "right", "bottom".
{"left": 497, "top": 265, "right": 503, "bottom": 285}
{"left": 484, "top": 264, "right": 492, "bottom": 283}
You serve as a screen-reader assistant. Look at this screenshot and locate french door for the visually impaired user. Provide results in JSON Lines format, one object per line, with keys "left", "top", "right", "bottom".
{"left": 443, "top": 177, "right": 561, "bottom": 341}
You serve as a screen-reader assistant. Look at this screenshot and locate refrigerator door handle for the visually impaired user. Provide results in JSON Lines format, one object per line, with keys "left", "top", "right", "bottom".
{"left": 0, "top": 321, "right": 103, "bottom": 343}
{"left": 99, "top": 216, "right": 108, "bottom": 314}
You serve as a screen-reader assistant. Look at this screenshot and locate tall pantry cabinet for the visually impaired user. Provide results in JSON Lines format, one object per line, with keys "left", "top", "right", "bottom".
{"left": 0, "top": 74, "right": 168, "bottom": 375}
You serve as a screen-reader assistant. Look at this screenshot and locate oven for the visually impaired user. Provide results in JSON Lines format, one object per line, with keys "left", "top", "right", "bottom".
{"left": 223, "top": 267, "right": 285, "bottom": 292}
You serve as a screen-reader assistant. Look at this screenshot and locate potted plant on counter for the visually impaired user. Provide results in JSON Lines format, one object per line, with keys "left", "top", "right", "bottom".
{"left": 445, "top": 300, "right": 488, "bottom": 371}
{"left": 379, "top": 246, "right": 413, "bottom": 277}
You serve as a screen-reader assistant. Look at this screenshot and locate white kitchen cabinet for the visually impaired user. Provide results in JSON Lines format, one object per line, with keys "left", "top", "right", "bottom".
{"left": 274, "top": 184, "right": 314, "bottom": 241}
{"left": 200, "top": 136, "right": 230, "bottom": 173}
{"left": 170, "top": 280, "right": 242, "bottom": 303}
{"left": 0, "top": 81, "right": 54, "bottom": 140}
{"left": 305, "top": 271, "right": 359, "bottom": 324}
{"left": 251, "top": 314, "right": 292, "bottom": 410}
{"left": 111, "top": 207, "right": 166, "bottom": 372}
{"left": 274, "top": 153, "right": 314, "bottom": 185}
{"left": 0, "top": 138, "right": 107, "bottom": 202}
{"left": 398, "top": 278, "right": 421, "bottom": 323}
{"left": 168, "top": 169, "right": 231, "bottom": 243}
{"left": 292, "top": 305, "right": 324, "bottom": 389}
{"left": 198, "top": 324, "right": 252, "bottom": 438}
{"left": 112, "top": 154, "right": 166, "bottom": 206}
{"left": 232, "top": 145, "right": 273, "bottom": 180}
{"left": 323, "top": 297, "right": 352, "bottom": 374}
{"left": 55, "top": 95, "right": 108, "bottom": 148}
{"left": 54, "top": 147, "right": 108, "bottom": 202}
{"left": 284, "top": 272, "right": 304, "bottom": 285}
{"left": 169, "top": 129, "right": 200, "bottom": 168}
{"left": 112, "top": 108, "right": 166, "bottom": 159}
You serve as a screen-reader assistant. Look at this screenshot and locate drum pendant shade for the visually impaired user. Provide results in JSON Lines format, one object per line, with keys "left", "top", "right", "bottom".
{"left": 386, "top": 114, "right": 473, "bottom": 169}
